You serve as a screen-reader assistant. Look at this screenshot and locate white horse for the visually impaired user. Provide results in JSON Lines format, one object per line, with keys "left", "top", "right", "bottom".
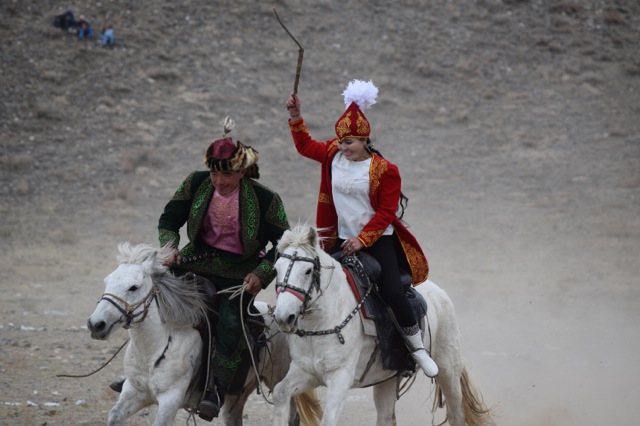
{"left": 87, "top": 243, "right": 321, "bottom": 426}
{"left": 271, "top": 226, "right": 494, "bottom": 426}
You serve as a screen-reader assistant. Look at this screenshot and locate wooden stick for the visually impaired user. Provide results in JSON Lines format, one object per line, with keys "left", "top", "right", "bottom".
{"left": 274, "top": 8, "right": 304, "bottom": 94}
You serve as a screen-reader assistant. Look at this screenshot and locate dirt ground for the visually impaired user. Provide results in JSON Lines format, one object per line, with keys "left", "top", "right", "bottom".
{"left": 1, "top": 1, "right": 639, "bottom": 425}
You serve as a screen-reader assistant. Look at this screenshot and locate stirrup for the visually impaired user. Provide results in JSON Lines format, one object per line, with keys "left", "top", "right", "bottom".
{"left": 197, "top": 389, "right": 223, "bottom": 421}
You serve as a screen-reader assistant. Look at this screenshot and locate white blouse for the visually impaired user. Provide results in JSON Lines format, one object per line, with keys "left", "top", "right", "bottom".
{"left": 331, "top": 153, "right": 393, "bottom": 239}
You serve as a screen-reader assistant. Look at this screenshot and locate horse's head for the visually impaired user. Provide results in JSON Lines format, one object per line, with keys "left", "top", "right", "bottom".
{"left": 87, "top": 243, "right": 167, "bottom": 340}
{"left": 273, "top": 226, "right": 323, "bottom": 333}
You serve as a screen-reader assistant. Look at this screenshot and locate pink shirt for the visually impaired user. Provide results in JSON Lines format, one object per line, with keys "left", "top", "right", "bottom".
{"left": 199, "top": 188, "right": 243, "bottom": 254}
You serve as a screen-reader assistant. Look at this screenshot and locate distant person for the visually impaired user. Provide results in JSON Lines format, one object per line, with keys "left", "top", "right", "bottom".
{"left": 52, "top": 8, "right": 77, "bottom": 32}
{"left": 98, "top": 24, "right": 115, "bottom": 47}
{"left": 77, "top": 15, "right": 93, "bottom": 39}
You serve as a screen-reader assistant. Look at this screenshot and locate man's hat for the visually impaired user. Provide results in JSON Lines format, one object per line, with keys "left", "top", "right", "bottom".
{"left": 205, "top": 117, "right": 260, "bottom": 178}
{"left": 334, "top": 80, "right": 378, "bottom": 141}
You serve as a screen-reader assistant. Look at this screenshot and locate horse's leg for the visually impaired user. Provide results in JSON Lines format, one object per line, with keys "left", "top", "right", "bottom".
{"left": 107, "top": 382, "right": 150, "bottom": 426}
{"left": 270, "top": 376, "right": 303, "bottom": 426}
{"left": 421, "top": 283, "right": 467, "bottom": 426}
{"left": 318, "top": 368, "right": 356, "bottom": 426}
{"left": 154, "top": 384, "right": 189, "bottom": 426}
{"left": 221, "top": 388, "right": 253, "bottom": 426}
{"left": 432, "top": 333, "right": 465, "bottom": 426}
{"left": 220, "top": 366, "right": 301, "bottom": 426}
{"left": 372, "top": 378, "right": 397, "bottom": 426}
{"left": 272, "top": 364, "right": 319, "bottom": 426}
{"left": 436, "top": 367, "right": 464, "bottom": 426}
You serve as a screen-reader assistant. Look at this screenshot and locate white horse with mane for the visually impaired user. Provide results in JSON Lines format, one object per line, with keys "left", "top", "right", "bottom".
{"left": 87, "top": 243, "right": 321, "bottom": 426}
{"left": 271, "top": 226, "right": 494, "bottom": 426}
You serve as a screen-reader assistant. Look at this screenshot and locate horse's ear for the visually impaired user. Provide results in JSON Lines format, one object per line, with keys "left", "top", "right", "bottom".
{"left": 142, "top": 250, "right": 158, "bottom": 272}
{"left": 307, "top": 226, "right": 317, "bottom": 247}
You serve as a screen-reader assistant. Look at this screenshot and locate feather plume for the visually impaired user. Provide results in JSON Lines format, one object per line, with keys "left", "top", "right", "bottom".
{"left": 222, "top": 116, "right": 236, "bottom": 137}
{"left": 342, "top": 79, "right": 378, "bottom": 110}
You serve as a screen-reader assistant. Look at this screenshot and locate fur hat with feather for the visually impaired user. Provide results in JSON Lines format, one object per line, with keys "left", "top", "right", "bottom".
{"left": 205, "top": 116, "right": 260, "bottom": 179}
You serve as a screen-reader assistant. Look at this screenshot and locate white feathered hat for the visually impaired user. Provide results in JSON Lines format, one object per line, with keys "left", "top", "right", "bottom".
{"left": 335, "top": 79, "right": 378, "bottom": 141}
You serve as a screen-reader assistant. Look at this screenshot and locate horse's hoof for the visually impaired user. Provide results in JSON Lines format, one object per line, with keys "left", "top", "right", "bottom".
{"left": 109, "top": 378, "right": 125, "bottom": 393}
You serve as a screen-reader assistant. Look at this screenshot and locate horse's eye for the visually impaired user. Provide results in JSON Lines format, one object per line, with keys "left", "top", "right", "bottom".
{"left": 305, "top": 269, "right": 312, "bottom": 275}
{"left": 128, "top": 285, "right": 139, "bottom": 292}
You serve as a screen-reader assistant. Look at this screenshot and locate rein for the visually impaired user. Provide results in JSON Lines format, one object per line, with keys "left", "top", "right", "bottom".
{"left": 99, "top": 284, "right": 160, "bottom": 329}
{"left": 56, "top": 338, "right": 129, "bottom": 378}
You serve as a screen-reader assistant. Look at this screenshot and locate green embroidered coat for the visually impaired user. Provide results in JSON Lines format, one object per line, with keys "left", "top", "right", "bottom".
{"left": 158, "top": 171, "right": 289, "bottom": 287}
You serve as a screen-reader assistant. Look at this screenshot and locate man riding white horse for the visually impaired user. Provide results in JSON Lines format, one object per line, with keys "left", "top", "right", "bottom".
{"left": 110, "top": 117, "right": 290, "bottom": 421}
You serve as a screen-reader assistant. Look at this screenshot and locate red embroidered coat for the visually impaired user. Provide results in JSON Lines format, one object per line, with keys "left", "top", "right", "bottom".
{"left": 289, "top": 118, "right": 429, "bottom": 284}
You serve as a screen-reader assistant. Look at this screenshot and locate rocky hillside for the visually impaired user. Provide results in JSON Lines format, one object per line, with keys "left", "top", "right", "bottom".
{"left": 2, "top": 0, "right": 638, "bottom": 247}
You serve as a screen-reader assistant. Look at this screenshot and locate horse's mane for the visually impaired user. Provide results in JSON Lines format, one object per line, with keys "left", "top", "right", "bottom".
{"left": 117, "top": 242, "right": 172, "bottom": 274}
{"left": 277, "top": 224, "right": 325, "bottom": 254}
{"left": 117, "top": 243, "right": 208, "bottom": 327}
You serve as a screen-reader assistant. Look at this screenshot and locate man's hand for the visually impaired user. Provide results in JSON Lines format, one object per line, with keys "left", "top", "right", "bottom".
{"left": 164, "top": 247, "right": 181, "bottom": 266}
{"left": 243, "top": 273, "right": 262, "bottom": 296}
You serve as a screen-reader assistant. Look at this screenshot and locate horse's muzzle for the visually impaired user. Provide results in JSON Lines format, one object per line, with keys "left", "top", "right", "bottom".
{"left": 274, "top": 310, "right": 299, "bottom": 333}
{"left": 87, "top": 317, "right": 114, "bottom": 340}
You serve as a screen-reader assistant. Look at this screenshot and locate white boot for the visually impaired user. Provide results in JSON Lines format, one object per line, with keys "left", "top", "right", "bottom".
{"left": 402, "top": 325, "right": 439, "bottom": 378}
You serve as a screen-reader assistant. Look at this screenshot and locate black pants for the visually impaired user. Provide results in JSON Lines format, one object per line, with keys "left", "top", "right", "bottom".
{"left": 337, "top": 235, "right": 417, "bottom": 327}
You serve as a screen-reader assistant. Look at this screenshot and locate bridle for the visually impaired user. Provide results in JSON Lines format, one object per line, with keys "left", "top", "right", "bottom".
{"left": 275, "top": 249, "right": 371, "bottom": 345}
{"left": 275, "top": 250, "right": 321, "bottom": 315}
{"left": 99, "top": 283, "right": 160, "bottom": 329}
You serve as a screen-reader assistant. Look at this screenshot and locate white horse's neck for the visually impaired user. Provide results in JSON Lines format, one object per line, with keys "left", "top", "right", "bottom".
{"left": 302, "top": 252, "right": 357, "bottom": 328}
{"left": 127, "top": 300, "right": 171, "bottom": 352}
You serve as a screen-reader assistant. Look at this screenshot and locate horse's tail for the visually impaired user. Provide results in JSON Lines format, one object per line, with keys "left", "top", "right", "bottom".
{"left": 433, "top": 365, "right": 496, "bottom": 426}
{"left": 295, "top": 389, "right": 323, "bottom": 426}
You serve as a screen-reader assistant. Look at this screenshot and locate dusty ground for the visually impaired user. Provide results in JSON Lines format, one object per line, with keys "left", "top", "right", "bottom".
{"left": 1, "top": 0, "right": 639, "bottom": 425}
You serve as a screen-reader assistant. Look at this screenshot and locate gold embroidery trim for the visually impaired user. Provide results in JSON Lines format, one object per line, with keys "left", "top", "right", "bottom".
{"left": 319, "top": 192, "right": 331, "bottom": 204}
{"left": 356, "top": 111, "right": 370, "bottom": 135}
{"left": 290, "top": 121, "right": 308, "bottom": 133}
{"left": 335, "top": 111, "right": 352, "bottom": 139}
{"left": 369, "top": 157, "right": 388, "bottom": 195}
{"left": 359, "top": 229, "right": 385, "bottom": 247}
{"left": 399, "top": 238, "right": 429, "bottom": 283}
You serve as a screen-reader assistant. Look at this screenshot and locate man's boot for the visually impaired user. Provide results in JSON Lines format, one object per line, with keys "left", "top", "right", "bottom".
{"left": 401, "top": 324, "right": 439, "bottom": 378}
{"left": 110, "top": 378, "right": 125, "bottom": 393}
{"left": 197, "top": 380, "right": 226, "bottom": 421}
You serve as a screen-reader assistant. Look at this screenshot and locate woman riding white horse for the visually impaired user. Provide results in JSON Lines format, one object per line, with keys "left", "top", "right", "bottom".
{"left": 285, "top": 80, "right": 437, "bottom": 377}
{"left": 271, "top": 226, "right": 494, "bottom": 426}
{"left": 87, "top": 242, "right": 321, "bottom": 426}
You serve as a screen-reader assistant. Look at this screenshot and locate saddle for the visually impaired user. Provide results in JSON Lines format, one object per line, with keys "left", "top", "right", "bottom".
{"left": 333, "top": 252, "right": 428, "bottom": 372}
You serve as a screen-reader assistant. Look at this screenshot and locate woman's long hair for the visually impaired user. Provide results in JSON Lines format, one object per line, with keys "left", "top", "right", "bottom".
{"left": 365, "top": 138, "right": 409, "bottom": 221}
